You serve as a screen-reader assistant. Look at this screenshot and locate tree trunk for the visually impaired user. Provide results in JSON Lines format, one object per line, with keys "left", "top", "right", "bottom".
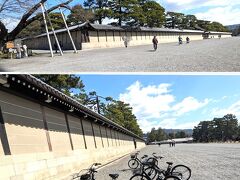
{"left": 0, "top": 21, "right": 8, "bottom": 50}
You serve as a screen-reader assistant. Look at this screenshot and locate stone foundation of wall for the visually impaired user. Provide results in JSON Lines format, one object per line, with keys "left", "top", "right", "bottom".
{"left": 0, "top": 142, "right": 145, "bottom": 180}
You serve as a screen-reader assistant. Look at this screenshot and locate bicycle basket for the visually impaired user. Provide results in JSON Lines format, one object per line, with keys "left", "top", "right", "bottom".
{"left": 80, "top": 173, "right": 91, "bottom": 180}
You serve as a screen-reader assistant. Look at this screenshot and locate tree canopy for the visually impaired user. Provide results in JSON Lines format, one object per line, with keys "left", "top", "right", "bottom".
{"left": 104, "top": 100, "right": 143, "bottom": 136}
{"left": 67, "top": 4, "right": 95, "bottom": 25}
{"left": 193, "top": 114, "right": 239, "bottom": 142}
{"left": 34, "top": 75, "right": 143, "bottom": 137}
{"left": 18, "top": 12, "right": 65, "bottom": 38}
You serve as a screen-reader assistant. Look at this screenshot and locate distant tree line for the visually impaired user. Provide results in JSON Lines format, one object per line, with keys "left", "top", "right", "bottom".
{"left": 165, "top": 12, "right": 228, "bottom": 32}
{"left": 193, "top": 114, "right": 240, "bottom": 142}
{"left": 34, "top": 75, "right": 143, "bottom": 137}
{"left": 147, "top": 127, "right": 190, "bottom": 143}
{"left": 231, "top": 26, "right": 240, "bottom": 36}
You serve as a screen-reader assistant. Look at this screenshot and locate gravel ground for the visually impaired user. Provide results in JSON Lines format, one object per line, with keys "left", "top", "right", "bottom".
{"left": 0, "top": 37, "right": 239, "bottom": 73}
{"left": 94, "top": 143, "right": 240, "bottom": 180}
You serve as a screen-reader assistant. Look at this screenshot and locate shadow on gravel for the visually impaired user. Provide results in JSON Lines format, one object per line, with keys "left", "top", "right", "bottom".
{"left": 121, "top": 168, "right": 141, "bottom": 174}
{"left": 147, "top": 50, "right": 156, "bottom": 52}
{"left": 120, "top": 168, "right": 132, "bottom": 172}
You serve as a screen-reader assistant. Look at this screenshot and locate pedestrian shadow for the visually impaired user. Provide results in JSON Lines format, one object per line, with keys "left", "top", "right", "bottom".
{"left": 120, "top": 167, "right": 141, "bottom": 174}
{"left": 120, "top": 168, "right": 132, "bottom": 172}
{"left": 147, "top": 50, "right": 156, "bottom": 52}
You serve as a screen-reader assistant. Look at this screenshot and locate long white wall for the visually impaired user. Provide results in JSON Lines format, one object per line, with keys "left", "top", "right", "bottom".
{"left": 0, "top": 90, "right": 145, "bottom": 179}
{"left": 82, "top": 31, "right": 204, "bottom": 49}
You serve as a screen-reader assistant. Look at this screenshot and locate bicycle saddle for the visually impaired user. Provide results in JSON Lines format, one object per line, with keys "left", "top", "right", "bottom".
{"left": 166, "top": 162, "right": 173, "bottom": 165}
{"left": 109, "top": 173, "right": 119, "bottom": 179}
{"left": 141, "top": 155, "right": 148, "bottom": 159}
{"left": 142, "top": 161, "right": 154, "bottom": 166}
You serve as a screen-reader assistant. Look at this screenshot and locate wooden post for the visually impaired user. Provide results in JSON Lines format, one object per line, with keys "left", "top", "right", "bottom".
{"left": 59, "top": 7, "right": 78, "bottom": 53}
{"left": 91, "top": 122, "right": 97, "bottom": 148}
{"left": 65, "top": 114, "right": 74, "bottom": 150}
{"left": 0, "top": 106, "right": 11, "bottom": 155}
{"left": 80, "top": 118, "right": 87, "bottom": 149}
{"left": 43, "top": 3, "right": 63, "bottom": 56}
{"left": 40, "top": 3, "right": 53, "bottom": 57}
{"left": 40, "top": 105, "right": 52, "bottom": 152}
{"left": 99, "top": 125, "right": 104, "bottom": 148}
{"left": 105, "top": 126, "right": 109, "bottom": 147}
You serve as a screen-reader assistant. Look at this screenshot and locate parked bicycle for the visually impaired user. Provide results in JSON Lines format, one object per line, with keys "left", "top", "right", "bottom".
{"left": 144, "top": 155, "right": 191, "bottom": 180}
{"left": 128, "top": 151, "right": 148, "bottom": 169}
{"left": 130, "top": 161, "right": 181, "bottom": 180}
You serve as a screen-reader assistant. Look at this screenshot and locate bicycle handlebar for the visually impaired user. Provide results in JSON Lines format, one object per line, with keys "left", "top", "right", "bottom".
{"left": 152, "top": 153, "right": 164, "bottom": 159}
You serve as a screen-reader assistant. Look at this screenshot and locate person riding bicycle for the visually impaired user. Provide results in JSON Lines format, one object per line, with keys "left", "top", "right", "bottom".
{"left": 178, "top": 36, "right": 183, "bottom": 44}
{"left": 178, "top": 36, "right": 183, "bottom": 45}
{"left": 152, "top": 36, "right": 158, "bottom": 51}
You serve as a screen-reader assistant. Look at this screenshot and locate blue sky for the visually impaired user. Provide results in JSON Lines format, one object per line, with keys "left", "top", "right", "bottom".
{"left": 73, "top": 75, "right": 240, "bottom": 133}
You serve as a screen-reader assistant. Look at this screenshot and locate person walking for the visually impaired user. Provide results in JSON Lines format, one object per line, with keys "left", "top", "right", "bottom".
{"left": 133, "top": 138, "right": 137, "bottom": 149}
{"left": 22, "top": 44, "right": 28, "bottom": 57}
{"left": 54, "top": 42, "right": 58, "bottom": 53}
{"left": 178, "top": 36, "right": 183, "bottom": 45}
{"left": 152, "top": 36, "right": 158, "bottom": 51}
{"left": 122, "top": 36, "right": 129, "bottom": 48}
{"left": 186, "top": 37, "right": 190, "bottom": 44}
{"left": 16, "top": 44, "right": 21, "bottom": 59}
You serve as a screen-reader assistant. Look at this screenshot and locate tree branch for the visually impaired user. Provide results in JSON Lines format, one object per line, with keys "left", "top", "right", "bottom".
{"left": 8, "top": 0, "right": 73, "bottom": 40}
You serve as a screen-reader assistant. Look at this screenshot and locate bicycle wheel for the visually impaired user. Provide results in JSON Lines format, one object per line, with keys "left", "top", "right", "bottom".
{"left": 130, "top": 174, "right": 149, "bottom": 180}
{"left": 171, "top": 165, "right": 191, "bottom": 180}
{"left": 143, "top": 166, "right": 157, "bottom": 179}
{"left": 164, "top": 175, "right": 181, "bottom": 180}
{"left": 128, "top": 159, "right": 140, "bottom": 169}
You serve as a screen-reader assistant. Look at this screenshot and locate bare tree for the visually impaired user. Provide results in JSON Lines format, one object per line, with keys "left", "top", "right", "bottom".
{"left": 0, "top": 0, "right": 73, "bottom": 48}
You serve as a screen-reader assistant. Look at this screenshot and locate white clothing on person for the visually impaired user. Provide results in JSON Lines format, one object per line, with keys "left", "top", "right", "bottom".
{"left": 22, "top": 45, "right": 28, "bottom": 57}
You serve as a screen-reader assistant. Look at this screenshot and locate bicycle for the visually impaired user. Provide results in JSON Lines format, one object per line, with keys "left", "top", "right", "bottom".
{"left": 130, "top": 161, "right": 181, "bottom": 180}
{"left": 144, "top": 157, "right": 191, "bottom": 180}
{"left": 128, "top": 151, "right": 148, "bottom": 169}
{"left": 75, "top": 163, "right": 119, "bottom": 180}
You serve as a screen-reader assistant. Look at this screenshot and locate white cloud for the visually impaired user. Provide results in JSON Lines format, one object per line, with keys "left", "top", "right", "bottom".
{"left": 172, "top": 97, "right": 210, "bottom": 116}
{"left": 195, "top": 6, "right": 240, "bottom": 25}
{"left": 119, "top": 81, "right": 209, "bottom": 132}
{"left": 164, "top": 0, "right": 197, "bottom": 6}
{"left": 139, "top": 118, "right": 200, "bottom": 132}
{"left": 161, "top": 0, "right": 240, "bottom": 25}
{"left": 163, "top": 0, "right": 240, "bottom": 9}
{"left": 119, "top": 81, "right": 175, "bottom": 119}
{"left": 211, "top": 100, "right": 240, "bottom": 117}
{"left": 158, "top": 118, "right": 177, "bottom": 129}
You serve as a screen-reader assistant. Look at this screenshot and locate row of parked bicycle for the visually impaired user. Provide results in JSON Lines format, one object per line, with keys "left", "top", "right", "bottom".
{"left": 74, "top": 151, "right": 191, "bottom": 180}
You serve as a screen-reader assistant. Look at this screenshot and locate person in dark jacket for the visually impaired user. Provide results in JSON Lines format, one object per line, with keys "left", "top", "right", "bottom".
{"left": 152, "top": 36, "right": 158, "bottom": 51}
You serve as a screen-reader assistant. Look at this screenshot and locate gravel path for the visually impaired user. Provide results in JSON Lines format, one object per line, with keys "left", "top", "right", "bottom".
{"left": 0, "top": 37, "right": 239, "bottom": 73}
{"left": 95, "top": 143, "right": 240, "bottom": 180}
